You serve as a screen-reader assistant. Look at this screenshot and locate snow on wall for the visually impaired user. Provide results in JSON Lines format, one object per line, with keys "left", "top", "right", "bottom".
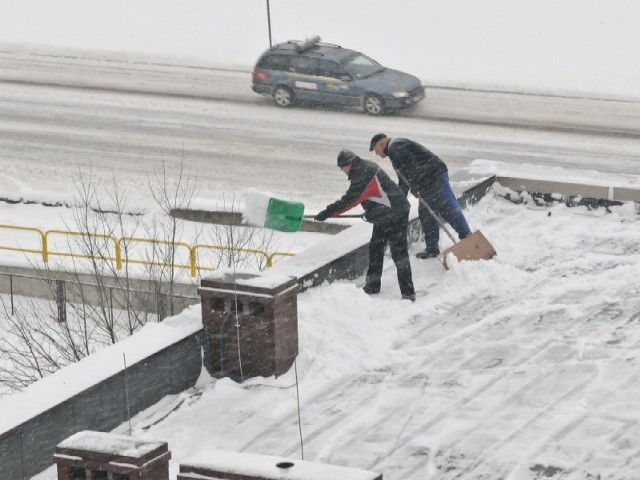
{"left": 0, "top": 307, "right": 202, "bottom": 434}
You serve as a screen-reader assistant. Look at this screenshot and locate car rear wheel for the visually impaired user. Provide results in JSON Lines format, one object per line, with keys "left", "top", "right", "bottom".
{"left": 363, "top": 94, "right": 384, "bottom": 116}
{"left": 273, "top": 86, "right": 294, "bottom": 108}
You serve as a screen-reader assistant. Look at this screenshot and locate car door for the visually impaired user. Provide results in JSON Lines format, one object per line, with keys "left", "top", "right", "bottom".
{"left": 314, "top": 59, "right": 361, "bottom": 107}
{"left": 287, "top": 56, "right": 322, "bottom": 102}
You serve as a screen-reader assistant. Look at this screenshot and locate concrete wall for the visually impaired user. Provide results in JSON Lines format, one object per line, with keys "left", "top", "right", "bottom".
{"left": 0, "top": 265, "right": 200, "bottom": 319}
{"left": 0, "top": 331, "right": 202, "bottom": 479}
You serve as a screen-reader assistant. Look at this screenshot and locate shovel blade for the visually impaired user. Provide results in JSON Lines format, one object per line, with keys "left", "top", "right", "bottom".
{"left": 264, "top": 197, "right": 305, "bottom": 232}
{"left": 243, "top": 189, "right": 305, "bottom": 232}
{"left": 441, "top": 230, "right": 496, "bottom": 268}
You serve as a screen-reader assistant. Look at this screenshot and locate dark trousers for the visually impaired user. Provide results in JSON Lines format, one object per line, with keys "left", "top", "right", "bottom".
{"left": 418, "top": 171, "right": 471, "bottom": 252}
{"left": 365, "top": 214, "right": 414, "bottom": 296}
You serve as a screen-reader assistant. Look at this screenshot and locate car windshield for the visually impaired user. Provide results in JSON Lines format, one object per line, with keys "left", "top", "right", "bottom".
{"left": 340, "top": 53, "right": 385, "bottom": 79}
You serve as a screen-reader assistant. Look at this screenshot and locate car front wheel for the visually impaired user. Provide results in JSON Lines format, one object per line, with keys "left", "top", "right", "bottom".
{"left": 273, "top": 86, "right": 294, "bottom": 108}
{"left": 363, "top": 94, "right": 384, "bottom": 116}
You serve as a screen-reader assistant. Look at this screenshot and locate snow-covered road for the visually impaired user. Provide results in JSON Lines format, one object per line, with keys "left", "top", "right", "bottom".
{"left": 1, "top": 48, "right": 639, "bottom": 216}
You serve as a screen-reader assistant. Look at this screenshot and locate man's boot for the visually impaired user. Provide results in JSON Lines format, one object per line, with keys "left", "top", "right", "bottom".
{"left": 415, "top": 248, "right": 440, "bottom": 259}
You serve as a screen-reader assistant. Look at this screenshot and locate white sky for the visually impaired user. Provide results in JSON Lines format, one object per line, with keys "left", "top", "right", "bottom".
{"left": 0, "top": 1, "right": 639, "bottom": 479}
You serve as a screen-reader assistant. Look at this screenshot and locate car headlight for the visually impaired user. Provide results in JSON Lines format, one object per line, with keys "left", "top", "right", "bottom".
{"left": 392, "top": 91, "right": 409, "bottom": 98}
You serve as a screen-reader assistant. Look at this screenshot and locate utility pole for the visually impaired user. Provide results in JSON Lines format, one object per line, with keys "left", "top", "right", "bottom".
{"left": 266, "top": 0, "right": 273, "bottom": 48}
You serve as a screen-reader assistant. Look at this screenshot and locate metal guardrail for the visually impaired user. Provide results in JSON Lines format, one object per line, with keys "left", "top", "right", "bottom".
{"left": 0, "top": 224, "right": 296, "bottom": 277}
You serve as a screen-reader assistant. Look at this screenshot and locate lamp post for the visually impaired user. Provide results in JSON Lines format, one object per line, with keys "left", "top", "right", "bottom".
{"left": 266, "top": 0, "right": 273, "bottom": 48}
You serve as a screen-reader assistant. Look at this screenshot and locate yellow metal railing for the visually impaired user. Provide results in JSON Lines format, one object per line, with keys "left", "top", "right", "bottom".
{"left": 121, "top": 236, "right": 195, "bottom": 275}
{"left": 0, "top": 224, "right": 295, "bottom": 277}
{"left": 45, "top": 229, "right": 120, "bottom": 265}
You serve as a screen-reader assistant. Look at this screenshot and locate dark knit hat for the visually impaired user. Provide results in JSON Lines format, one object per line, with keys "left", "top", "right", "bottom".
{"left": 369, "top": 133, "right": 387, "bottom": 151}
{"left": 337, "top": 149, "right": 357, "bottom": 167}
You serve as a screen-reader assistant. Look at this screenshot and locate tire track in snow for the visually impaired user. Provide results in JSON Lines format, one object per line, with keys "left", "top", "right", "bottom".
{"left": 440, "top": 303, "right": 640, "bottom": 478}
{"left": 445, "top": 368, "right": 599, "bottom": 479}
{"left": 290, "top": 286, "right": 573, "bottom": 470}
{"left": 237, "top": 373, "right": 383, "bottom": 454}
{"left": 362, "top": 296, "right": 640, "bottom": 475}
{"left": 242, "top": 242, "right": 639, "bottom": 475}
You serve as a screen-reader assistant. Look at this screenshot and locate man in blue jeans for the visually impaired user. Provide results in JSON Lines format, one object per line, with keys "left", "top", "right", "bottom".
{"left": 369, "top": 133, "right": 471, "bottom": 259}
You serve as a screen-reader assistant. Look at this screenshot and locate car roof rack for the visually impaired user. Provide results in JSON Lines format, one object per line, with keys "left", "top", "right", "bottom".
{"left": 289, "top": 35, "right": 342, "bottom": 52}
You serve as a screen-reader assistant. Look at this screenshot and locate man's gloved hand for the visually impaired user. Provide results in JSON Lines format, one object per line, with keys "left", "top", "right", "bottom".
{"left": 314, "top": 210, "right": 329, "bottom": 222}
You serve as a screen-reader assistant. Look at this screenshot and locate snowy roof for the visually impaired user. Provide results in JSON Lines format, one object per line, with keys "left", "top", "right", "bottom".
{"left": 57, "top": 430, "right": 166, "bottom": 458}
{"left": 181, "top": 449, "right": 381, "bottom": 480}
{"left": 201, "top": 270, "right": 297, "bottom": 291}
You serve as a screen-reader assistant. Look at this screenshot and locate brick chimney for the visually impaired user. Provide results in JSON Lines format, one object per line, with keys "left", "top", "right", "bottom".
{"left": 198, "top": 271, "right": 299, "bottom": 381}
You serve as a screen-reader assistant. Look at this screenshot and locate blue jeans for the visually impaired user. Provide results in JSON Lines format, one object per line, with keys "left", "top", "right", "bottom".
{"left": 418, "top": 171, "right": 471, "bottom": 252}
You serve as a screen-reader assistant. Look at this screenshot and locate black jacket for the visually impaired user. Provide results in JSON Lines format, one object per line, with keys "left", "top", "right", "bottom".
{"left": 385, "top": 137, "right": 448, "bottom": 196}
{"left": 321, "top": 157, "right": 409, "bottom": 224}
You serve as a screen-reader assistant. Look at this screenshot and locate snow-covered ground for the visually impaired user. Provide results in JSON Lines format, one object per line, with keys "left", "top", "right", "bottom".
{"left": 1, "top": 0, "right": 640, "bottom": 478}
{"left": 26, "top": 185, "right": 640, "bottom": 480}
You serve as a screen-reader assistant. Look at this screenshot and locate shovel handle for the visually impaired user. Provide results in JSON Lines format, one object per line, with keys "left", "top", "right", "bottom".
{"left": 418, "top": 198, "right": 457, "bottom": 244}
{"left": 303, "top": 214, "right": 365, "bottom": 219}
{"left": 394, "top": 171, "right": 457, "bottom": 244}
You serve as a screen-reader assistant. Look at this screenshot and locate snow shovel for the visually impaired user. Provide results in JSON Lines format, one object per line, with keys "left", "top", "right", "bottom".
{"left": 242, "top": 189, "right": 305, "bottom": 232}
{"left": 420, "top": 198, "right": 496, "bottom": 269}
{"left": 396, "top": 172, "right": 496, "bottom": 269}
{"left": 241, "top": 189, "right": 363, "bottom": 233}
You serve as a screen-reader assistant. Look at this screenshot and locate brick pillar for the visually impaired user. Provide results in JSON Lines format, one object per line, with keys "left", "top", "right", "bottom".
{"left": 198, "top": 271, "right": 299, "bottom": 381}
{"left": 53, "top": 431, "right": 170, "bottom": 480}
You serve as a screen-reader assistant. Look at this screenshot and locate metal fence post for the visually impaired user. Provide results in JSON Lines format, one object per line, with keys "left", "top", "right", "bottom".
{"left": 9, "top": 274, "right": 14, "bottom": 315}
{"left": 56, "top": 279, "right": 67, "bottom": 323}
{"left": 157, "top": 293, "right": 167, "bottom": 322}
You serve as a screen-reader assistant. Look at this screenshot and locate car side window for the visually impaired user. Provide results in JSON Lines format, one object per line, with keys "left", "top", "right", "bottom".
{"left": 316, "top": 60, "right": 350, "bottom": 80}
{"left": 257, "top": 54, "right": 289, "bottom": 71}
{"left": 341, "top": 53, "right": 384, "bottom": 79}
{"left": 289, "top": 56, "right": 318, "bottom": 75}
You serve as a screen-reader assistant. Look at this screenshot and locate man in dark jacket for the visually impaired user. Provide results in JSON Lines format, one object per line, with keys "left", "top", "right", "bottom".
{"left": 369, "top": 133, "right": 471, "bottom": 259}
{"left": 314, "top": 149, "right": 416, "bottom": 301}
